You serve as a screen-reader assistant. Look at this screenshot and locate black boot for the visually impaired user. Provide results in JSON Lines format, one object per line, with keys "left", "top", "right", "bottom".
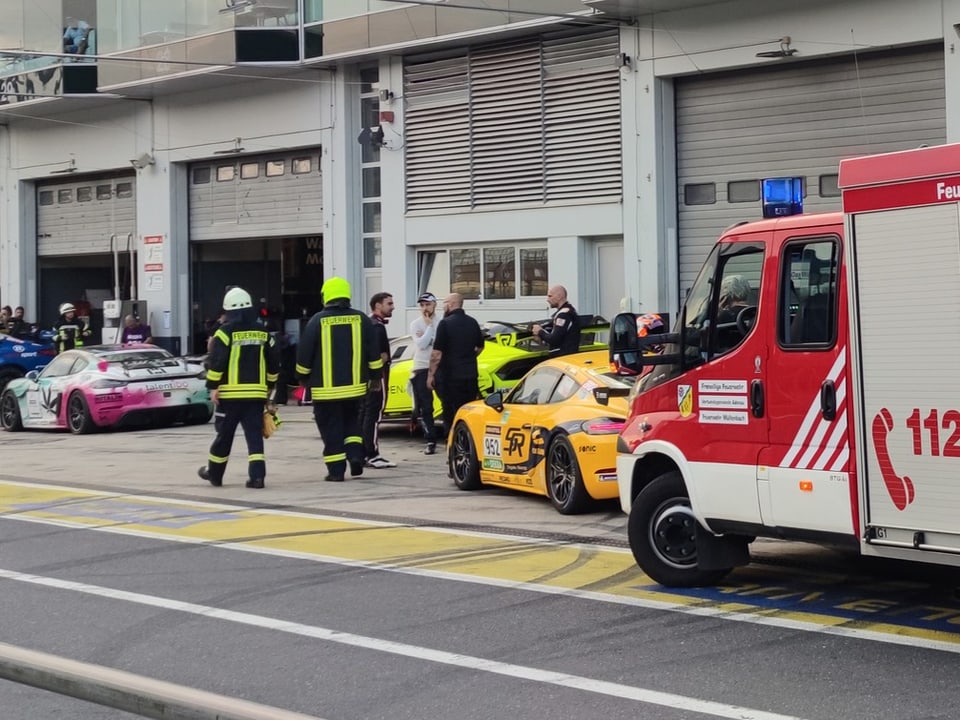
{"left": 246, "top": 478, "right": 265, "bottom": 489}
{"left": 198, "top": 466, "right": 222, "bottom": 487}
{"left": 324, "top": 474, "right": 345, "bottom": 482}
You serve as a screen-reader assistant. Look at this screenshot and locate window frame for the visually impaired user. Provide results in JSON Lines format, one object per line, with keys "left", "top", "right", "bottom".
{"left": 776, "top": 235, "right": 841, "bottom": 351}
{"left": 449, "top": 244, "right": 548, "bottom": 301}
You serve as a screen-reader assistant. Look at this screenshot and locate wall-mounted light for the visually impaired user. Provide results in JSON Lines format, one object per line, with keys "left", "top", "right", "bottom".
{"left": 378, "top": 89, "right": 394, "bottom": 103}
{"left": 756, "top": 36, "right": 797, "bottom": 59}
{"left": 616, "top": 53, "right": 632, "bottom": 69}
{"left": 129, "top": 152, "right": 155, "bottom": 170}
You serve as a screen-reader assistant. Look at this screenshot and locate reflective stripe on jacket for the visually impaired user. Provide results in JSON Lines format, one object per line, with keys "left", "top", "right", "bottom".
{"left": 206, "top": 323, "right": 280, "bottom": 401}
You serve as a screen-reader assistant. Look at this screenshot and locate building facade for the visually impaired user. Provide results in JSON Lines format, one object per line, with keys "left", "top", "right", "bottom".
{"left": 1, "top": 0, "right": 960, "bottom": 352}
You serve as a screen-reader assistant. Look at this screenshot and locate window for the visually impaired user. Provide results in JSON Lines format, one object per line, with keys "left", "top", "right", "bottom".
{"left": 265, "top": 160, "right": 285, "bottom": 177}
{"left": 116, "top": 182, "right": 133, "bottom": 198}
{"left": 362, "top": 202, "right": 381, "bottom": 234}
{"left": 39, "top": 191, "right": 54, "bottom": 206}
{"left": 551, "top": 373, "right": 580, "bottom": 403}
{"left": 96, "top": 184, "right": 112, "bottom": 200}
{"left": 450, "top": 245, "right": 547, "bottom": 300}
{"left": 778, "top": 238, "right": 839, "bottom": 347}
{"left": 684, "top": 183, "right": 716, "bottom": 205}
{"left": 216, "top": 165, "right": 235, "bottom": 182}
{"left": 77, "top": 187, "right": 92, "bottom": 202}
{"left": 362, "top": 167, "right": 381, "bottom": 198}
{"left": 484, "top": 247, "right": 515, "bottom": 300}
{"left": 508, "top": 368, "right": 562, "bottom": 405}
{"left": 712, "top": 248, "right": 764, "bottom": 356}
{"left": 240, "top": 163, "right": 259, "bottom": 180}
{"left": 450, "top": 248, "right": 481, "bottom": 300}
{"left": 363, "top": 237, "right": 382, "bottom": 269}
{"left": 519, "top": 248, "right": 547, "bottom": 297}
{"left": 292, "top": 157, "right": 312, "bottom": 174}
{"left": 727, "top": 180, "right": 759, "bottom": 203}
{"left": 40, "top": 353, "right": 77, "bottom": 378}
{"left": 819, "top": 174, "right": 840, "bottom": 198}
{"left": 192, "top": 167, "right": 211, "bottom": 185}
{"left": 58, "top": 189, "right": 73, "bottom": 204}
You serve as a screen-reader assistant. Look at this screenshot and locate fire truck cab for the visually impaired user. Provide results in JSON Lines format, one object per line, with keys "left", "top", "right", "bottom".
{"left": 610, "top": 143, "right": 960, "bottom": 587}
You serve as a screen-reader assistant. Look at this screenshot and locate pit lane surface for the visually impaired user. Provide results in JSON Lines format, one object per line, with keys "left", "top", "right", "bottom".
{"left": 1, "top": 408, "right": 960, "bottom": 719}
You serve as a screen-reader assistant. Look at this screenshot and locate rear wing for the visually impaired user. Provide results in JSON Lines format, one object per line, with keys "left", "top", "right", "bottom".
{"left": 484, "top": 315, "right": 609, "bottom": 349}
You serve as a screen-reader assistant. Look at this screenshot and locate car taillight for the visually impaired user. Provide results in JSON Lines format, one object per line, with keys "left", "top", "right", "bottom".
{"left": 581, "top": 418, "right": 625, "bottom": 435}
{"left": 90, "top": 378, "right": 126, "bottom": 389}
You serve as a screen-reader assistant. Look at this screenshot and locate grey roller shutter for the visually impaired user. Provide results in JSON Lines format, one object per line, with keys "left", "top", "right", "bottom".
{"left": 404, "top": 28, "right": 621, "bottom": 212}
{"left": 675, "top": 45, "right": 946, "bottom": 293}
{"left": 189, "top": 149, "right": 322, "bottom": 241}
{"left": 37, "top": 175, "right": 136, "bottom": 257}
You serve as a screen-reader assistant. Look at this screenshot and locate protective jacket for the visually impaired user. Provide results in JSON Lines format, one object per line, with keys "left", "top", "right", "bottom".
{"left": 206, "top": 319, "right": 280, "bottom": 401}
{"left": 54, "top": 316, "right": 90, "bottom": 354}
{"left": 295, "top": 300, "right": 382, "bottom": 401}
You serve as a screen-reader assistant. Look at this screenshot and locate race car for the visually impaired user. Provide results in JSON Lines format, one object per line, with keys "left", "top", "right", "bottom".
{"left": 0, "top": 331, "right": 57, "bottom": 390}
{"left": 446, "top": 349, "right": 634, "bottom": 514}
{"left": 383, "top": 315, "right": 609, "bottom": 425}
{"left": 0, "top": 344, "right": 213, "bottom": 434}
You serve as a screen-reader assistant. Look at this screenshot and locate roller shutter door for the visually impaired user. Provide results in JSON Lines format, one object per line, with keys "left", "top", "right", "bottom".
{"left": 676, "top": 45, "right": 946, "bottom": 293}
{"left": 36, "top": 175, "right": 136, "bottom": 256}
{"left": 189, "top": 149, "right": 322, "bottom": 241}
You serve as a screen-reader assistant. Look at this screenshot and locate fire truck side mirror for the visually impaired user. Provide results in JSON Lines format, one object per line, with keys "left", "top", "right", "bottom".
{"left": 610, "top": 312, "right": 642, "bottom": 374}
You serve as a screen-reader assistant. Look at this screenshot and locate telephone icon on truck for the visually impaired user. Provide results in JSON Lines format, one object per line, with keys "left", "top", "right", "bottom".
{"left": 872, "top": 407, "right": 915, "bottom": 511}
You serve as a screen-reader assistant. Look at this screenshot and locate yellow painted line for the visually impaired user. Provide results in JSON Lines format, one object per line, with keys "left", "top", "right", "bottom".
{"left": 2, "top": 480, "right": 960, "bottom": 650}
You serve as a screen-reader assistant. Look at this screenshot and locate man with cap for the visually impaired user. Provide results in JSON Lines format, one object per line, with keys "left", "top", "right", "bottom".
{"left": 296, "top": 277, "right": 382, "bottom": 482}
{"left": 410, "top": 292, "right": 439, "bottom": 454}
{"left": 198, "top": 287, "right": 281, "bottom": 489}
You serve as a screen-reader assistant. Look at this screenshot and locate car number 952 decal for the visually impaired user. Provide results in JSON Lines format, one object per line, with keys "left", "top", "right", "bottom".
{"left": 482, "top": 425, "right": 504, "bottom": 471}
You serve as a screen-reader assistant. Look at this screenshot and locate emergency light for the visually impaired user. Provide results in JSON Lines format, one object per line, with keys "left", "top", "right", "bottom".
{"left": 761, "top": 177, "right": 803, "bottom": 218}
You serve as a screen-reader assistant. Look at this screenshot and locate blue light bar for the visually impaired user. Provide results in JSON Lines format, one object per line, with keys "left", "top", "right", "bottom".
{"left": 761, "top": 177, "right": 803, "bottom": 218}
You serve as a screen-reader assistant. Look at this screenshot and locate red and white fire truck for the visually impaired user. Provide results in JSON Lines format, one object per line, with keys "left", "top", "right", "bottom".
{"left": 609, "top": 142, "right": 960, "bottom": 587}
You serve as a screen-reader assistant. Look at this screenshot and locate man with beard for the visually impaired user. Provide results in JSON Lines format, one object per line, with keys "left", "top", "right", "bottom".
{"left": 360, "top": 291, "right": 397, "bottom": 469}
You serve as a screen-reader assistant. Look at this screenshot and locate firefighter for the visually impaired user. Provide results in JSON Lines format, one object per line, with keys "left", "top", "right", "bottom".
{"left": 296, "top": 277, "right": 382, "bottom": 482}
{"left": 198, "top": 287, "right": 280, "bottom": 489}
{"left": 54, "top": 302, "right": 91, "bottom": 354}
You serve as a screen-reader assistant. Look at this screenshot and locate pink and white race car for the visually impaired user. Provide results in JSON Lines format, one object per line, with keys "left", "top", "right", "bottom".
{"left": 0, "top": 345, "right": 213, "bottom": 434}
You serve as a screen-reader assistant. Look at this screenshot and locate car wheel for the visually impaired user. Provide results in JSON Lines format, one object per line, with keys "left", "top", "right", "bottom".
{"left": 0, "top": 390, "right": 23, "bottom": 432}
{"left": 449, "top": 421, "right": 481, "bottom": 490}
{"left": 627, "top": 470, "right": 731, "bottom": 587}
{"left": 0, "top": 368, "right": 24, "bottom": 392}
{"left": 67, "top": 392, "right": 95, "bottom": 435}
{"left": 186, "top": 407, "right": 213, "bottom": 425}
{"left": 545, "top": 434, "right": 591, "bottom": 514}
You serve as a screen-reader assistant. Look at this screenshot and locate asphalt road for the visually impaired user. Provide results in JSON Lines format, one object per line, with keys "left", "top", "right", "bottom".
{"left": 2, "top": 407, "right": 960, "bottom": 719}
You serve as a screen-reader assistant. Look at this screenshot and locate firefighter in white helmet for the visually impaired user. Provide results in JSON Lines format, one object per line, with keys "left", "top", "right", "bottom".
{"left": 198, "top": 287, "right": 281, "bottom": 489}
{"left": 53, "top": 302, "right": 90, "bottom": 354}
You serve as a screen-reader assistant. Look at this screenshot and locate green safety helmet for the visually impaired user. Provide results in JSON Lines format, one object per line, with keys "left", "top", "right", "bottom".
{"left": 321, "top": 276, "right": 351, "bottom": 304}
{"left": 223, "top": 287, "right": 253, "bottom": 310}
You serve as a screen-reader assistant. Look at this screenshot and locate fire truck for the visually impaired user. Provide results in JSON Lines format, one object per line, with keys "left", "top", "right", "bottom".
{"left": 608, "top": 143, "right": 960, "bottom": 587}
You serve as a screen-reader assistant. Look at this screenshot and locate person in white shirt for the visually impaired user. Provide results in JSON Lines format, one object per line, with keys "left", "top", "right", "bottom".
{"left": 409, "top": 292, "right": 438, "bottom": 454}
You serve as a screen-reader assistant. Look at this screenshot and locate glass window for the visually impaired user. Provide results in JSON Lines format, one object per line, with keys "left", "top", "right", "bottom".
{"left": 451, "top": 248, "right": 481, "bottom": 300}
{"left": 727, "top": 180, "right": 759, "bottom": 203}
{"left": 684, "top": 183, "right": 715, "bottom": 205}
{"left": 240, "top": 163, "right": 259, "bottom": 180}
{"left": 193, "top": 167, "right": 211, "bottom": 184}
{"left": 362, "top": 167, "right": 381, "bottom": 198}
{"left": 362, "top": 202, "right": 381, "bottom": 234}
{"left": 292, "top": 157, "right": 312, "bottom": 174}
{"left": 711, "top": 247, "right": 765, "bottom": 356}
{"left": 39, "top": 191, "right": 54, "bottom": 206}
{"left": 77, "top": 187, "right": 92, "bottom": 202}
{"left": 217, "top": 165, "right": 235, "bottom": 182}
{"left": 779, "top": 238, "right": 840, "bottom": 347}
{"left": 96, "top": 184, "right": 112, "bottom": 200}
{"left": 40, "top": 353, "right": 77, "bottom": 378}
{"left": 550, "top": 373, "right": 580, "bottom": 403}
{"left": 519, "top": 248, "right": 547, "bottom": 297}
{"left": 266, "top": 160, "right": 285, "bottom": 177}
{"left": 819, "top": 174, "right": 840, "bottom": 198}
{"left": 508, "top": 368, "right": 562, "bottom": 405}
{"left": 360, "top": 66, "right": 380, "bottom": 94}
{"left": 363, "top": 237, "right": 382, "bottom": 269}
{"left": 483, "top": 247, "right": 515, "bottom": 300}
{"left": 116, "top": 182, "right": 133, "bottom": 198}
{"left": 58, "top": 189, "right": 73, "bottom": 204}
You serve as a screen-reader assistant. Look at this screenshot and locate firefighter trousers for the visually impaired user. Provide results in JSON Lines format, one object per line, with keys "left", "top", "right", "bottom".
{"left": 314, "top": 398, "right": 363, "bottom": 479}
{"left": 206, "top": 399, "right": 265, "bottom": 483}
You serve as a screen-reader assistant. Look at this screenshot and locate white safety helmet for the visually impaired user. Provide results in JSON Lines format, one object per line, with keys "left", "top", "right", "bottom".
{"left": 223, "top": 287, "right": 253, "bottom": 310}
{"left": 59, "top": 303, "right": 76, "bottom": 315}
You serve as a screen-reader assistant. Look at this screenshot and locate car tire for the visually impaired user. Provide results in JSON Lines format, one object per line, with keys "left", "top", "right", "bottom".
{"left": 449, "top": 421, "right": 481, "bottom": 490}
{"left": 0, "top": 368, "right": 24, "bottom": 392}
{"left": 67, "top": 392, "right": 95, "bottom": 435}
{"left": 627, "top": 470, "right": 731, "bottom": 587}
{"left": 186, "top": 407, "right": 214, "bottom": 425}
{"left": 545, "top": 434, "right": 591, "bottom": 515}
{"left": 0, "top": 390, "right": 23, "bottom": 432}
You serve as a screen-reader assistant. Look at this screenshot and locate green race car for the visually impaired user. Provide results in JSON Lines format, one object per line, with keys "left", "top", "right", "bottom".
{"left": 383, "top": 316, "right": 608, "bottom": 424}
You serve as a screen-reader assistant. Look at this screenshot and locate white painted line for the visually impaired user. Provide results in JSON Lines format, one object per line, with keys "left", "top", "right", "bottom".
{"left": 0, "top": 567, "right": 808, "bottom": 720}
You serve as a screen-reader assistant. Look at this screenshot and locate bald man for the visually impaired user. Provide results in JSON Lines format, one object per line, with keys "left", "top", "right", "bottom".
{"left": 532, "top": 285, "right": 580, "bottom": 356}
{"left": 427, "top": 293, "right": 484, "bottom": 436}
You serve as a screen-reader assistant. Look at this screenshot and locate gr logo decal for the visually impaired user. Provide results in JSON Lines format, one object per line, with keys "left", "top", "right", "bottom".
{"left": 504, "top": 428, "right": 526, "bottom": 456}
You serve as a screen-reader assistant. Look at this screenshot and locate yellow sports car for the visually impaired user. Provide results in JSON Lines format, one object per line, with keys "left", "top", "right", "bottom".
{"left": 383, "top": 317, "right": 608, "bottom": 425}
{"left": 446, "top": 350, "right": 634, "bottom": 514}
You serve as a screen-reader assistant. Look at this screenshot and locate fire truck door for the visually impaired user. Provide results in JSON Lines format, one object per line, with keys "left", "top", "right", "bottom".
{"left": 757, "top": 232, "right": 854, "bottom": 535}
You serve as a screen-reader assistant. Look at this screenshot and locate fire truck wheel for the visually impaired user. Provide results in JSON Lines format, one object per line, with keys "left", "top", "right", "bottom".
{"left": 628, "top": 471, "right": 730, "bottom": 587}
{"left": 545, "top": 434, "right": 590, "bottom": 514}
{"left": 450, "top": 422, "right": 481, "bottom": 490}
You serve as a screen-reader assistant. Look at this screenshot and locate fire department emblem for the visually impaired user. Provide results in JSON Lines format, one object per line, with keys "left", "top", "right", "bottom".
{"left": 677, "top": 384, "right": 693, "bottom": 417}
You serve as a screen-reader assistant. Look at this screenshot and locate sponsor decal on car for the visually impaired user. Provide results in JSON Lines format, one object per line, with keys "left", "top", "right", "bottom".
{"left": 482, "top": 425, "right": 504, "bottom": 471}
{"left": 94, "top": 392, "right": 123, "bottom": 404}
{"left": 143, "top": 380, "right": 190, "bottom": 392}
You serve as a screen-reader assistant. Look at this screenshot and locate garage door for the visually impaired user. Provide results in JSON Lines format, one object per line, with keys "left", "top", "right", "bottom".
{"left": 189, "top": 149, "right": 322, "bottom": 241}
{"left": 675, "top": 45, "right": 946, "bottom": 294}
{"left": 37, "top": 175, "right": 136, "bottom": 256}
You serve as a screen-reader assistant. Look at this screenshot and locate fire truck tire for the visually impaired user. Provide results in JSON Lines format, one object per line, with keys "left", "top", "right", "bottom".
{"left": 628, "top": 471, "right": 731, "bottom": 587}
{"left": 545, "top": 434, "right": 590, "bottom": 514}
{"left": 450, "top": 422, "right": 481, "bottom": 490}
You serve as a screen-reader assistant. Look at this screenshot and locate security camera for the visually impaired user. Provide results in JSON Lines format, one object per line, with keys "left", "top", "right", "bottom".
{"left": 130, "top": 153, "right": 155, "bottom": 170}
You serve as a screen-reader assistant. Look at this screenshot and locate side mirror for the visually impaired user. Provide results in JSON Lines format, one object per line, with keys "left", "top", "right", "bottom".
{"left": 484, "top": 391, "right": 504, "bottom": 412}
{"left": 25, "top": 370, "right": 39, "bottom": 381}
{"left": 609, "top": 312, "right": 642, "bottom": 374}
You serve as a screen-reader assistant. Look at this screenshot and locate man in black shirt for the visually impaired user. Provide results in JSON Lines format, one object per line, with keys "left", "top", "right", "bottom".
{"left": 532, "top": 285, "right": 581, "bottom": 356}
{"left": 360, "top": 291, "right": 396, "bottom": 469}
{"left": 428, "top": 293, "right": 484, "bottom": 436}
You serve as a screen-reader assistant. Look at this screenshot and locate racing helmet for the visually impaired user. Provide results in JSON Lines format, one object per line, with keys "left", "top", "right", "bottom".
{"left": 637, "top": 313, "right": 665, "bottom": 355}
{"left": 321, "top": 276, "right": 351, "bottom": 304}
{"left": 223, "top": 287, "right": 253, "bottom": 310}
{"left": 59, "top": 302, "right": 76, "bottom": 315}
